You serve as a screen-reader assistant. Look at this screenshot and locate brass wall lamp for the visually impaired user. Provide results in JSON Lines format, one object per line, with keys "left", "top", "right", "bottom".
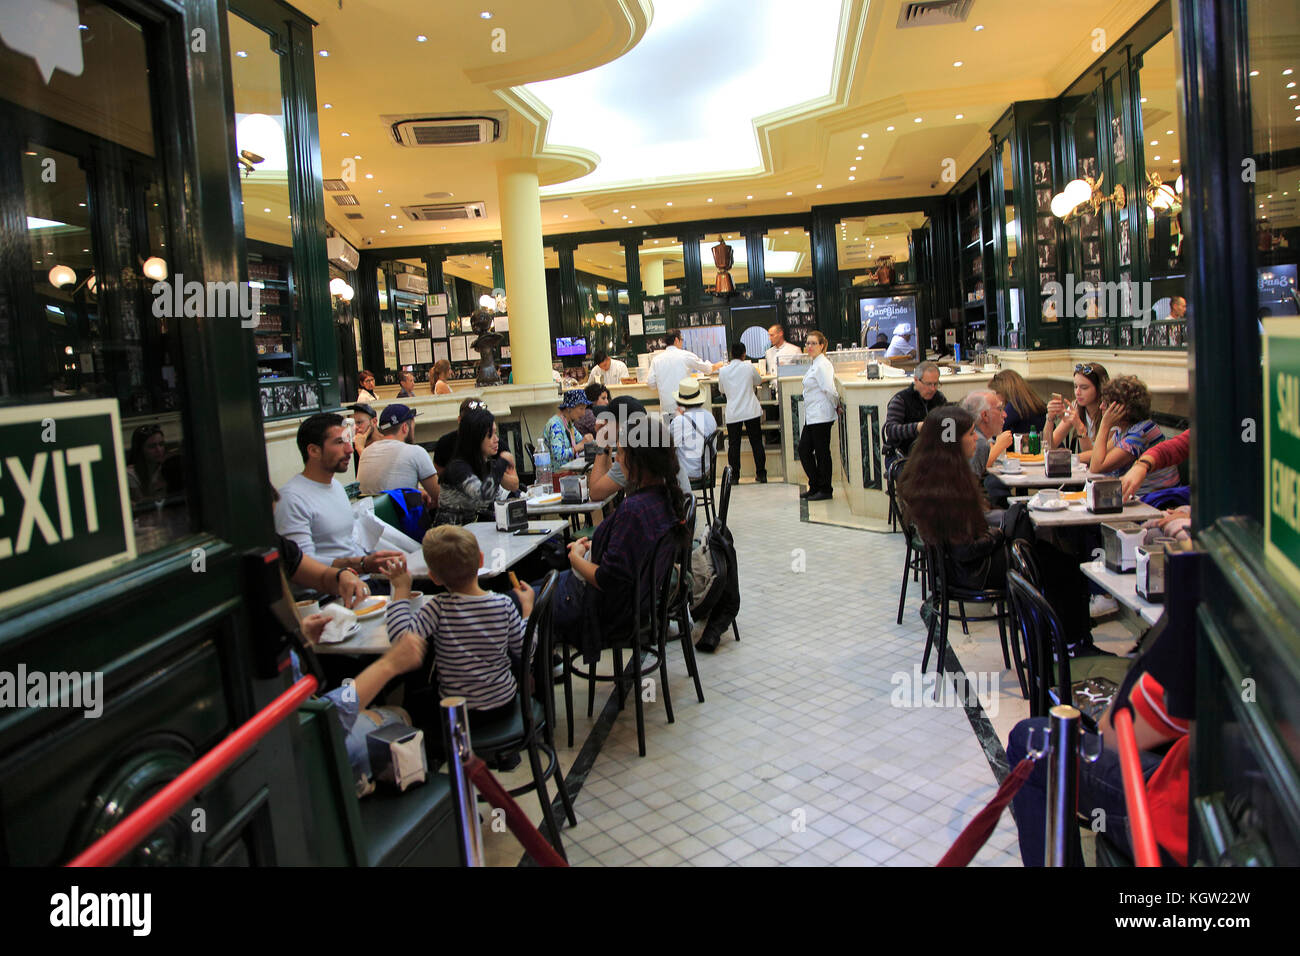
{"left": 1051, "top": 175, "right": 1127, "bottom": 223}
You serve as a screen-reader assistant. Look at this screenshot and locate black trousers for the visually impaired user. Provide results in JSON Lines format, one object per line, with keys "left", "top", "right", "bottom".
{"left": 798, "top": 421, "right": 834, "bottom": 492}
{"left": 726, "top": 416, "right": 766, "bottom": 479}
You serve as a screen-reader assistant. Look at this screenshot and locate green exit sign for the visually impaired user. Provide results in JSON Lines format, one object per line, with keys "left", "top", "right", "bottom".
{"left": 1266, "top": 331, "right": 1300, "bottom": 596}
{"left": 0, "top": 400, "right": 135, "bottom": 610}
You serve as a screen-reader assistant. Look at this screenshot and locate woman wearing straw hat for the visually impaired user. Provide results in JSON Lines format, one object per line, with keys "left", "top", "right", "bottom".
{"left": 668, "top": 376, "right": 718, "bottom": 482}
{"left": 542, "top": 389, "right": 593, "bottom": 466}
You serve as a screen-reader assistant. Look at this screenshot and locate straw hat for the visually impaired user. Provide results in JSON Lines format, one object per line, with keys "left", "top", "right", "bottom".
{"left": 673, "top": 377, "right": 706, "bottom": 407}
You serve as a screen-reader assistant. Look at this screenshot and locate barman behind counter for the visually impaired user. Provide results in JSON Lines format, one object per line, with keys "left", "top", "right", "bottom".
{"left": 766, "top": 324, "right": 803, "bottom": 373}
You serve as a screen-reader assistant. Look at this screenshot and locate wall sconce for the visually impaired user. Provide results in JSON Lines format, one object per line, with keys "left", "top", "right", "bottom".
{"left": 329, "top": 277, "right": 354, "bottom": 301}
{"left": 1145, "top": 171, "right": 1183, "bottom": 216}
{"left": 1051, "top": 175, "right": 1127, "bottom": 223}
{"left": 478, "top": 293, "right": 496, "bottom": 310}
{"left": 48, "top": 264, "right": 76, "bottom": 288}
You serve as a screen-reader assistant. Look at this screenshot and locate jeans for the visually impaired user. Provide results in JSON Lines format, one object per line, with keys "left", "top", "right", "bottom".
{"left": 798, "top": 421, "right": 834, "bottom": 492}
{"left": 726, "top": 416, "right": 766, "bottom": 479}
{"left": 1006, "top": 716, "right": 1163, "bottom": 866}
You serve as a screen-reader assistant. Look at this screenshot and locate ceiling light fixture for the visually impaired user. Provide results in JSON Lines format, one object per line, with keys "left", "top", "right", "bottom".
{"left": 786, "top": 191, "right": 793, "bottom": 196}
{"left": 1286, "top": 68, "right": 1295, "bottom": 75}
{"left": 886, "top": 125, "right": 895, "bottom": 131}
{"left": 816, "top": 184, "right": 822, "bottom": 189}
{"left": 666, "top": 201, "right": 672, "bottom": 206}
{"left": 1249, "top": 70, "right": 1260, "bottom": 77}
{"left": 416, "top": 35, "right": 427, "bottom": 42}
{"left": 746, "top": 195, "right": 753, "bottom": 200}
{"left": 48, "top": 264, "right": 76, "bottom": 288}
{"left": 955, "top": 113, "right": 965, "bottom": 119}
{"left": 848, "top": 176, "right": 855, "bottom": 181}
{"left": 914, "top": 117, "right": 922, "bottom": 123}
{"left": 973, "top": 24, "right": 984, "bottom": 31}
{"left": 236, "top": 51, "right": 247, "bottom": 58}
{"left": 142, "top": 256, "right": 169, "bottom": 281}
{"left": 861, "top": 133, "right": 869, "bottom": 139}
{"left": 323, "top": 103, "right": 332, "bottom": 109}
{"left": 480, "top": 11, "right": 493, "bottom": 19}
{"left": 953, "top": 60, "right": 963, "bottom": 67}
{"left": 318, "top": 50, "right": 329, "bottom": 57}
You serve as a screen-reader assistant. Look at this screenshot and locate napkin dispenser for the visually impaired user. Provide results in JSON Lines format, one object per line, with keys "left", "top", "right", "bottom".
{"left": 1100, "top": 520, "right": 1144, "bottom": 572}
{"left": 366, "top": 722, "right": 427, "bottom": 792}
{"left": 1085, "top": 477, "right": 1123, "bottom": 514}
{"left": 494, "top": 497, "right": 528, "bottom": 531}
{"left": 1044, "top": 448, "right": 1072, "bottom": 478}
{"left": 1135, "top": 540, "right": 1171, "bottom": 602}
{"left": 560, "top": 474, "right": 588, "bottom": 504}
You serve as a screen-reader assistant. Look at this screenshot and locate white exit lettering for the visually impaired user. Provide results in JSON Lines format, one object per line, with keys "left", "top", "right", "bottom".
{"left": 0, "top": 446, "right": 102, "bottom": 558}
{"left": 1279, "top": 371, "right": 1300, "bottom": 439}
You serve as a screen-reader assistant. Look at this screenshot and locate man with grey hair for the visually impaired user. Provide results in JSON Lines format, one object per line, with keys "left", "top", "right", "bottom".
{"left": 961, "top": 389, "right": 1013, "bottom": 507}
{"left": 882, "top": 361, "right": 946, "bottom": 477}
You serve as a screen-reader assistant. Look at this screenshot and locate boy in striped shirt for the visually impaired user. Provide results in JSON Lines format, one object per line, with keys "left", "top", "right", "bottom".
{"left": 384, "top": 525, "right": 534, "bottom": 725}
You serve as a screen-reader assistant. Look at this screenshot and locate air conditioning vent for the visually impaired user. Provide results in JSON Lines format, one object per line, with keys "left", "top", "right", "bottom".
{"left": 323, "top": 179, "right": 350, "bottom": 192}
{"left": 332, "top": 194, "right": 360, "bottom": 206}
{"left": 344, "top": 213, "right": 364, "bottom": 220}
{"left": 388, "top": 115, "right": 502, "bottom": 147}
{"left": 402, "top": 202, "right": 487, "bottom": 222}
{"left": 327, "top": 236, "right": 360, "bottom": 270}
{"left": 394, "top": 273, "right": 428, "bottom": 294}
{"left": 897, "top": 0, "right": 974, "bottom": 28}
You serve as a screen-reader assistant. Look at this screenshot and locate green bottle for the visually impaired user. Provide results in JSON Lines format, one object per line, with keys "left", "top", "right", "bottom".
{"left": 1027, "top": 426, "right": 1040, "bottom": 456}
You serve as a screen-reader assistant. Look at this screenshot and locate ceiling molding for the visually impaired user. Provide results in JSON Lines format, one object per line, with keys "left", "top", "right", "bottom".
{"left": 463, "top": 0, "right": 652, "bottom": 88}
{"left": 1045, "top": 0, "right": 1158, "bottom": 93}
{"left": 495, "top": 84, "right": 600, "bottom": 185}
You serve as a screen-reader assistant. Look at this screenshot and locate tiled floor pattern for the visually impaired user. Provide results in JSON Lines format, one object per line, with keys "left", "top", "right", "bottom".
{"left": 490, "top": 481, "right": 1034, "bottom": 866}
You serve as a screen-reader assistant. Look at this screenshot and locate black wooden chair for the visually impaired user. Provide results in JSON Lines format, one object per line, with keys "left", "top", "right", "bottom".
{"left": 712, "top": 465, "right": 741, "bottom": 642}
{"left": 690, "top": 432, "right": 721, "bottom": 526}
{"left": 897, "top": 521, "right": 928, "bottom": 626}
{"left": 1005, "top": 570, "right": 1131, "bottom": 724}
{"left": 463, "top": 571, "right": 577, "bottom": 858}
{"left": 920, "top": 541, "right": 1018, "bottom": 693}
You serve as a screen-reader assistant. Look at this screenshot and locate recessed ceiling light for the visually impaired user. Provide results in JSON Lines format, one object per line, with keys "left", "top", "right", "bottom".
{"left": 341, "top": 132, "right": 350, "bottom": 137}
{"left": 480, "top": 11, "right": 493, "bottom": 19}
{"left": 666, "top": 201, "right": 672, "bottom": 206}
{"left": 384, "top": 202, "right": 391, "bottom": 207}
{"left": 784, "top": 230, "right": 789, "bottom": 235}
{"left": 786, "top": 191, "right": 793, "bottom": 196}
{"left": 323, "top": 103, "right": 332, "bottom": 109}
{"left": 1153, "top": 155, "right": 1161, "bottom": 161}
{"left": 353, "top": 154, "right": 361, "bottom": 160}
{"left": 1289, "top": 82, "right": 1297, "bottom": 88}
{"left": 630, "top": 204, "right": 636, "bottom": 209}
{"left": 562, "top": 214, "right": 568, "bottom": 218}
{"left": 955, "top": 113, "right": 964, "bottom": 119}
{"left": 416, "top": 35, "right": 427, "bottom": 42}
{"left": 886, "top": 125, "right": 895, "bottom": 131}
{"left": 613, "top": 208, "right": 620, "bottom": 213}
{"left": 914, "top": 117, "right": 922, "bottom": 123}
{"left": 746, "top": 195, "right": 753, "bottom": 200}
{"left": 236, "top": 51, "right": 247, "bottom": 58}
{"left": 861, "top": 132, "right": 869, "bottom": 139}
{"left": 1250, "top": 70, "right": 1260, "bottom": 77}
{"left": 318, "top": 50, "right": 329, "bottom": 57}
{"left": 380, "top": 229, "right": 385, "bottom": 233}
{"left": 365, "top": 173, "right": 373, "bottom": 179}
{"left": 857, "top": 144, "right": 865, "bottom": 151}
{"left": 848, "top": 175, "right": 855, "bottom": 181}
{"left": 953, "top": 60, "right": 963, "bottom": 67}
{"left": 1173, "top": 159, "right": 1179, "bottom": 164}
{"left": 973, "top": 24, "right": 984, "bottom": 31}
{"left": 377, "top": 189, "right": 383, "bottom": 194}
{"left": 1140, "top": 97, "right": 1147, "bottom": 103}
{"left": 390, "top": 215, "right": 397, "bottom": 219}
{"left": 816, "top": 184, "right": 822, "bottom": 189}
{"left": 1151, "top": 140, "right": 1158, "bottom": 146}
{"left": 1165, "top": 130, "right": 1174, "bottom": 135}
{"left": 263, "top": 207, "right": 271, "bottom": 213}
{"left": 1286, "top": 68, "right": 1295, "bottom": 76}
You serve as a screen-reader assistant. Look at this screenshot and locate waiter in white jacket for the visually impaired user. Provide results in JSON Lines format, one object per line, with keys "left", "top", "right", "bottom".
{"left": 765, "top": 324, "right": 803, "bottom": 375}
{"left": 716, "top": 342, "right": 767, "bottom": 483}
{"left": 647, "top": 329, "right": 713, "bottom": 417}
{"left": 798, "top": 330, "right": 838, "bottom": 501}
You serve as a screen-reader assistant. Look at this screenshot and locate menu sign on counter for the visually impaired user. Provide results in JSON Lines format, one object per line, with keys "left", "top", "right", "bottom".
{"left": 1266, "top": 326, "right": 1300, "bottom": 595}
{"left": 0, "top": 400, "right": 136, "bottom": 609}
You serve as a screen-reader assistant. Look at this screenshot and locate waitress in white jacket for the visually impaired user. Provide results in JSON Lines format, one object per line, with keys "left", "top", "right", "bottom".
{"left": 798, "top": 330, "right": 838, "bottom": 500}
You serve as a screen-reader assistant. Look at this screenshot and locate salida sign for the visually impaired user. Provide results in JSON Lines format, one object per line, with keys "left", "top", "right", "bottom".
{"left": 0, "top": 401, "right": 135, "bottom": 608}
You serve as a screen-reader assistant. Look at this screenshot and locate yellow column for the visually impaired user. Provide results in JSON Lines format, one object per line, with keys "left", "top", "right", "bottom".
{"left": 496, "top": 159, "right": 551, "bottom": 385}
{"left": 642, "top": 255, "right": 665, "bottom": 296}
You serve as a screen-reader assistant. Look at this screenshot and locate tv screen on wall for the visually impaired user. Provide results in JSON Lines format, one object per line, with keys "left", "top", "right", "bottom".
{"left": 556, "top": 336, "right": 588, "bottom": 357}
{"left": 1258, "top": 264, "right": 1299, "bottom": 317}
{"left": 859, "top": 295, "right": 918, "bottom": 347}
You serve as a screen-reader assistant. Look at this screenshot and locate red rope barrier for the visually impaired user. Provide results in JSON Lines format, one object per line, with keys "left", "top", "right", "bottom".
{"left": 67, "top": 675, "right": 319, "bottom": 868}
{"left": 1113, "top": 708, "right": 1161, "bottom": 867}
{"left": 937, "top": 758, "right": 1036, "bottom": 867}
{"left": 466, "top": 756, "right": 568, "bottom": 867}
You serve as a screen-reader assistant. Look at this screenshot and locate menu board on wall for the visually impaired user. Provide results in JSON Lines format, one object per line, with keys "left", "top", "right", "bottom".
{"left": 398, "top": 339, "right": 416, "bottom": 365}
{"left": 414, "top": 338, "right": 433, "bottom": 364}
{"left": 449, "top": 336, "right": 467, "bottom": 362}
{"left": 427, "top": 293, "right": 448, "bottom": 316}
{"left": 433, "top": 340, "right": 450, "bottom": 363}
{"left": 627, "top": 313, "right": 644, "bottom": 336}
{"left": 429, "top": 314, "right": 447, "bottom": 338}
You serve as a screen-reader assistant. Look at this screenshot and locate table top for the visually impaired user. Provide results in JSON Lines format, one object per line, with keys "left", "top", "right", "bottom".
{"left": 555, "top": 457, "right": 592, "bottom": 474}
{"left": 1080, "top": 558, "right": 1164, "bottom": 626}
{"left": 989, "top": 460, "right": 1090, "bottom": 488}
{"left": 525, "top": 495, "right": 613, "bottom": 516}
{"left": 1018, "top": 497, "right": 1162, "bottom": 528}
{"left": 313, "top": 518, "right": 567, "bottom": 656}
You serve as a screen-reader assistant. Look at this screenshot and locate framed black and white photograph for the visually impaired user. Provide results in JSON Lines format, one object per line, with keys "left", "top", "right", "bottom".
{"left": 1118, "top": 220, "right": 1131, "bottom": 266}
{"left": 1111, "top": 115, "right": 1126, "bottom": 163}
{"left": 1079, "top": 210, "right": 1099, "bottom": 238}
{"left": 1085, "top": 268, "right": 1102, "bottom": 285}
{"left": 1037, "top": 242, "right": 1056, "bottom": 271}
{"left": 1033, "top": 160, "right": 1051, "bottom": 186}
{"left": 1084, "top": 239, "right": 1102, "bottom": 267}
{"left": 1079, "top": 156, "right": 1098, "bottom": 180}
{"left": 1036, "top": 188, "right": 1053, "bottom": 213}
{"left": 668, "top": 293, "right": 683, "bottom": 308}
{"left": 1036, "top": 216, "right": 1056, "bottom": 244}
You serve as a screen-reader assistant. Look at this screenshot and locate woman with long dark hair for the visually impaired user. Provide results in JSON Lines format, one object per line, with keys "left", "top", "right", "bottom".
{"left": 433, "top": 407, "right": 513, "bottom": 526}
{"left": 899, "top": 405, "right": 1092, "bottom": 646}
{"left": 549, "top": 411, "right": 688, "bottom": 663}
{"left": 127, "top": 425, "right": 169, "bottom": 503}
{"left": 1046, "top": 362, "right": 1109, "bottom": 454}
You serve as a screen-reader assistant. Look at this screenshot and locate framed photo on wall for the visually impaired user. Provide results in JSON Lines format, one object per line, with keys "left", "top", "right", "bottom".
{"left": 1033, "top": 160, "right": 1051, "bottom": 186}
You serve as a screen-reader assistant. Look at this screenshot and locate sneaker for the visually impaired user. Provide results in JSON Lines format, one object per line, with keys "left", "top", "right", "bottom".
{"left": 1089, "top": 594, "right": 1119, "bottom": 618}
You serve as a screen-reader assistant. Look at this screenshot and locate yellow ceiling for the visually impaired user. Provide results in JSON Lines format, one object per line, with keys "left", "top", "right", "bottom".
{"left": 294, "top": 0, "right": 1157, "bottom": 250}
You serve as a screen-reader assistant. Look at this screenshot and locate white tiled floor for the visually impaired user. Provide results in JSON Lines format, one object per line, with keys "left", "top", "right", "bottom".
{"left": 484, "top": 480, "right": 1095, "bottom": 866}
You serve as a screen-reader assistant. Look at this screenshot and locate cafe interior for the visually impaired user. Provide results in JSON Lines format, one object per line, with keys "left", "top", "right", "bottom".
{"left": 1, "top": 0, "right": 1298, "bottom": 877}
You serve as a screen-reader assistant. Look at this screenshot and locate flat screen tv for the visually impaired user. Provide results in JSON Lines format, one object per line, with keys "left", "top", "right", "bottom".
{"left": 1258, "top": 264, "right": 1299, "bottom": 317}
{"left": 858, "top": 294, "right": 918, "bottom": 347}
{"left": 556, "top": 336, "right": 587, "bottom": 357}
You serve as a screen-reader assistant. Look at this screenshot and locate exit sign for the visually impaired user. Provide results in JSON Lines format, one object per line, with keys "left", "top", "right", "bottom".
{"left": 0, "top": 400, "right": 135, "bottom": 610}
{"left": 1265, "top": 328, "right": 1300, "bottom": 596}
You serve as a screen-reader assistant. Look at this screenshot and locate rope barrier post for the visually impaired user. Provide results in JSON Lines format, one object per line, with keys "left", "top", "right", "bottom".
{"left": 1044, "top": 704, "right": 1080, "bottom": 867}
{"left": 441, "top": 696, "right": 484, "bottom": 867}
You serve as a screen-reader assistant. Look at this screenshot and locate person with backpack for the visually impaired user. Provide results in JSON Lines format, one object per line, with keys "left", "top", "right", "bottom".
{"left": 669, "top": 377, "right": 717, "bottom": 482}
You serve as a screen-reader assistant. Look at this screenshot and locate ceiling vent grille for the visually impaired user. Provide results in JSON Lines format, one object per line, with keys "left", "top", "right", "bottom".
{"left": 344, "top": 212, "right": 364, "bottom": 220}
{"left": 323, "top": 179, "right": 350, "bottom": 192}
{"left": 332, "top": 193, "right": 360, "bottom": 206}
{"left": 402, "top": 202, "right": 487, "bottom": 222}
{"left": 896, "top": 0, "right": 974, "bottom": 28}
{"left": 388, "top": 116, "right": 501, "bottom": 147}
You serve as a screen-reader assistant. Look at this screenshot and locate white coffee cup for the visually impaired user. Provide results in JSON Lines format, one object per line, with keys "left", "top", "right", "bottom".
{"left": 1002, "top": 458, "right": 1022, "bottom": 474}
{"left": 1039, "top": 489, "right": 1061, "bottom": 502}
{"left": 295, "top": 599, "right": 320, "bottom": 617}
{"left": 407, "top": 590, "right": 424, "bottom": 611}
{"left": 1071, "top": 454, "right": 1080, "bottom": 471}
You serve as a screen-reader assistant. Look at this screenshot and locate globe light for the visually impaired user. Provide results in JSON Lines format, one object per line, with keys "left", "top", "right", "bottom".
{"left": 478, "top": 293, "right": 496, "bottom": 309}
{"left": 1064, "top": 178, "right": 1093, "bottom": 208}
{"left": 142, "top": 256, "right": 169, "bottom": 281}
{"left": 1050, "top": 192, "right": 1074, "bottom": 218}
{"left": 48, "top": 264, "right": 76, "bottom": 288}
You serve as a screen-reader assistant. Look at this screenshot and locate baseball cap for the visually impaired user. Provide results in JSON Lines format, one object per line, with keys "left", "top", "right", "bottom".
{"left": 349, "top": 403, "right": 377, "bottom": 418}
{"left": 379, "top": 403, "right": 417, "bottom": 428}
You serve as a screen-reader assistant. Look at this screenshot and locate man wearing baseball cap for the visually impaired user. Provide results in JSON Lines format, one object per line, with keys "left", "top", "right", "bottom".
{"left": 349, "top": 402, "right": 377, "bottom": 470}
{"left": 357, "top": 403, "right": 439, "bottom": 504}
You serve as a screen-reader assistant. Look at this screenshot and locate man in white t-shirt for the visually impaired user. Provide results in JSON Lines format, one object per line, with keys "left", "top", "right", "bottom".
{"left": 716, "top": 342, "right": 766, "bottom": 483}
{"left": 275, "top": 412, "right": 402, "bottom": 572}
{"left": 356, "top": 403, "right": 440, "bottom": 503}
{"left": 647, "top": 329, "right": 712, "bottom": 417}
{"left": 669, "top": 378, "right": 718, "bottom": 482}
{"left": 587, "top": 349, "right": 630, "bottom": 387}
{"left": 765, "top": 324, "right": 803, "bottom": 375}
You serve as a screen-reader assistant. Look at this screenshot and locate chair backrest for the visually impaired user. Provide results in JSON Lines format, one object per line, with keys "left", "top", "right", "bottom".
{"left": 1005, "top": 569, "right": 1073, "bottom": 717}
{"left": 517, "top": 570, "right": 559, "bottom": 738}
{"left": 1008, "top": 539, "right": 1042, "bottom": 589}
{"left": 683, "top": 490, "right": 698, "bottom": 541}
{"left": 717, "top": 466, "right": 734, "bottom": 526}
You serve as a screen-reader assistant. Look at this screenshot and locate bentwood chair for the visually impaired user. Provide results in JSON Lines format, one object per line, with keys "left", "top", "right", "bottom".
{"left": 713, "top": 466, "right": 741, "bottom": 642}
{"left": 464, "top": 571, "right": 577, "bottom": 858}
{"left": 920, "top": 541, "right": 1018, "bottom": 694}
{"left": 690, "top": 433, "right": 721, "bottom": 526}
{"left": 896, "top": 521, "right": 928, "bottom": 626}
{"left": 1005, "top": 570, "right": 1131, "bottom": 726}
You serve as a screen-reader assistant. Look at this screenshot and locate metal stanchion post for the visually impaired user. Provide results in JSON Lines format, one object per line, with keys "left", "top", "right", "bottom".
{"left": 442, "top": 696, "right": 484, "bottom": 867}
{"left": 1044, "top": 704, "right": 1081, "bottom": 867}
